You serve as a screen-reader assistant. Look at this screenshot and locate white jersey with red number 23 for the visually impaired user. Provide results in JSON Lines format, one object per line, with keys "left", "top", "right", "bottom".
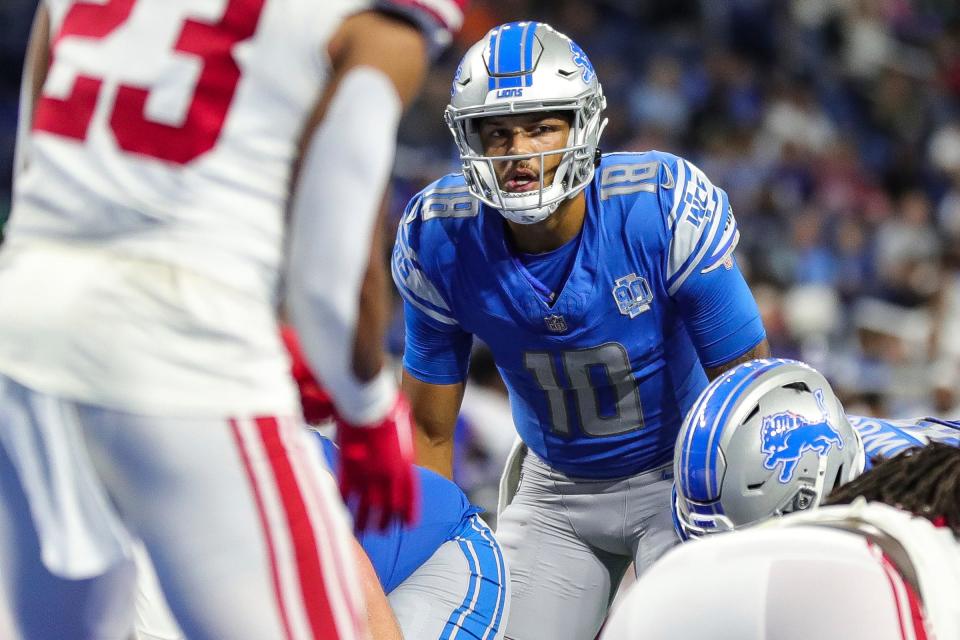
{"left": 0, "top": 0, "right": 368, "bottom": 416}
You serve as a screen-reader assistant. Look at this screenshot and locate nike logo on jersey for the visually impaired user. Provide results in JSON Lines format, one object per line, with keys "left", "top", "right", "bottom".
{"left": 660, "top": 162, "right": 675, "bottom": 190}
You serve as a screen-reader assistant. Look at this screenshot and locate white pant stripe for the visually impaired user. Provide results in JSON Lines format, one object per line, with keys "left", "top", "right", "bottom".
{"left": 283, "top": 422, "right": 361, "bottom": 638}
{"left": 871, "top": 542, "right": 919, "bottom": 640}
{"left": 471, "top": 517, "right": 506, "bottom": 640}
{"left": 234, "top": 418, "right": 313, "bottom": 640}
{"left": 448, "top": 538, "right": 483, "bottom": 640}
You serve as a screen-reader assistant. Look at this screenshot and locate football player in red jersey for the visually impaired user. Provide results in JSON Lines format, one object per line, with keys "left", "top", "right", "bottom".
{"left": 0, "top": 1, "right": 465, "bottom": 639}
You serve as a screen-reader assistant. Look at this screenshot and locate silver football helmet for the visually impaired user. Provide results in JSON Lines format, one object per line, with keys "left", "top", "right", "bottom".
{"left": 445, "top": 21, "right": 607, "bottom": 224}
{"left": 672, "top": 359, "right": 865, "bottom": 540}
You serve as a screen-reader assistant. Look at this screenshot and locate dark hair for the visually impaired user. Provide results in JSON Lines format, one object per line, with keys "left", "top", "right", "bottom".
{"left": 823, "top": 442, "right": 960, "bottom": 536}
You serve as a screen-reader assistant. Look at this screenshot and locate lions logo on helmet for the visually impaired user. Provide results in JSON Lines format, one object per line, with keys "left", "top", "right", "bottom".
{"left": 672, "top": 360, "right": 865, "bottom": 540}
{"left": 568, "top": 40, "right": 594, "bottom": 83}
{"left": 445, "top": 22, "right": 607, "bottom": 225}
{"left": 760, "top": 392, "right": 845, "bottom": 484}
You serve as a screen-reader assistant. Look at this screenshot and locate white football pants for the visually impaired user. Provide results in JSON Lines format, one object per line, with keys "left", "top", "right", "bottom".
{"left": 0, "top": 374, "right": 363, "bottom": 640}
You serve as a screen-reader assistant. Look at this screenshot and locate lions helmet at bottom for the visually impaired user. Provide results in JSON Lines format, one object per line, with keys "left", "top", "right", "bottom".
{"left": 673, "top": 359, "right": 864, "bottom": 540}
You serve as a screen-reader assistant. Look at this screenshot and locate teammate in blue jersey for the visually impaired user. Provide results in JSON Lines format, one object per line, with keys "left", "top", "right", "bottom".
{"left": 671, "top": 358, "right": 960, "bottom": 539}
{"left": 317, "top": 435, "right": 510, "bottom": 640}
{"left": 392, "top": 22, "right": 769, "bottom": 640}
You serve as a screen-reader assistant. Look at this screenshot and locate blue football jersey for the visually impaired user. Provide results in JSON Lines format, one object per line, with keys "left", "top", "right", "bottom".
{"left": 317, "top": 435, "right": 481, "bottom": 593}
{"left": 393, "top": 151, "right": 765, "bottom": 478}
{"left": 849, "top": 415, "right": 960, "bottom": 470}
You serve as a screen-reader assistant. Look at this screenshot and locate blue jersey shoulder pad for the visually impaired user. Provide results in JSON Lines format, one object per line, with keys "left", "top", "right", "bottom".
{"left": 595, "top": 150, "right": 676, "bottom": 210}
{"left": 409, "top": 173, "right": 479, "bottom": 225}
{"left": 392, "top": 173, "right": 478, "bottom": 327}
{"left": 649, "top": 152, "right": 737, "bottom": 295}
{"left": 317, "top": 433, "right": 479, "bottom": 592}
{"left": 596, "top": 151, "right": 738, "bottom": 294}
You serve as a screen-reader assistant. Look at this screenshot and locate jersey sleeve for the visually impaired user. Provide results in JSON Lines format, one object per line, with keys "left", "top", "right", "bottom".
{"left": 375, "top": 0, "right": 467, "bottom": 58}
{"left": 391, "top": 195, "right": 473, "bottom": 384}
{"left": 659, "top": 157, "right": 765, "bottom": 367}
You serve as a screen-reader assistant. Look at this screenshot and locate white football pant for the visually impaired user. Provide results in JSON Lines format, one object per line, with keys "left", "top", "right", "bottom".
{"left": 0, "top": 374, "right": 364, "bottom": 640}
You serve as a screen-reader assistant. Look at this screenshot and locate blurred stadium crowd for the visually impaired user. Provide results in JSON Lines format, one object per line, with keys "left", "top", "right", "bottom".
{"left": 4, "top": 0, "right": 960, "bottom": 511}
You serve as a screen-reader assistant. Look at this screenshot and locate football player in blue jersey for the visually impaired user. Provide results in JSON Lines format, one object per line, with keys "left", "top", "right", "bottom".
{"left": 671, "top": 358, "right": 960, "bottom": 539}
{"left": 391, "top": 22, "right": 769, "bottom": 640}
{"left": 317, "top": 435, "right": 510, "bottom": 640}
{"left": 286, "top": 326, "right": 510, "bottom": 640}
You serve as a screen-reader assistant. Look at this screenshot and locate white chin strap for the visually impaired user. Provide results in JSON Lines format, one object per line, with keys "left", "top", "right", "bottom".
{"left": 497, "top": 188, "right": 563, "bottom": 224}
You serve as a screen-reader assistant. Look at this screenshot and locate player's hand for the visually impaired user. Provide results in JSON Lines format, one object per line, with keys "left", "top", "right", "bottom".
{"left": 280, "top": 325, "right": 336, "bottom": 425}
{"left": 337, "top": 393, "right": 419, "bottom": 532}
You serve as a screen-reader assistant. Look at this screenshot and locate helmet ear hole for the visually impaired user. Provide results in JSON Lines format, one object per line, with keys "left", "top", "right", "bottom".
{"left": 829, "top": 464, "right": 845, "bottom": 494}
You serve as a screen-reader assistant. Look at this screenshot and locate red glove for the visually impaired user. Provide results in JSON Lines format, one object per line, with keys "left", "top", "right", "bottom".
{"left": 280, "top": 325, "right": 336, "bottom": 425}
{"left": 337, "top": 392, "right": 419, "bottom": 532}
{"left": 280, "top": 324, "right": 419, "bottom": 531}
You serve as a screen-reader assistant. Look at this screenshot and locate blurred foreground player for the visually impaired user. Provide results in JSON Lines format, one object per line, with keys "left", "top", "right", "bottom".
{"left": 603, "top": 443, "right": 960, "bottom": 640}
{"left": 671, "top": 358, "right": 960, "bottom": 539}
{"left": 393, "top": 21, "right": 768, "bottom": 640}
{"left": 0, "top": 1, "right": 463, "bottom": 638}
{"left": 130, "top": 430, "right": 509, "bottom": 640}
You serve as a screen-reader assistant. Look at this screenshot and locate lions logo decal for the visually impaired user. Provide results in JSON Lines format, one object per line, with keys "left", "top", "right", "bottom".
{"left": 451, "top": 59, "right": 465, "bottom": 97}
{"left": 760, "top": 390, "right": 844, "bottom": 483}
{"left": 569, "top": 40, "right": 595, "bottom": 83}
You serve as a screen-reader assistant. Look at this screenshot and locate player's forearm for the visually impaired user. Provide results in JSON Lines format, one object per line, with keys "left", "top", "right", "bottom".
{"left": 350, "top": 207, "right": 390, "bottom": 383}
{"left": 402, "top": 372, "right": 463, "bottom": 479}
{"left": 353, "top": 538, "right": 404, "bottom": 640}
{"left": 285, "top": 66, "right": 400, "bottom": 423}
{"left": 414, "top": 427, "right": 455, "bottom": 479}
{"left": 286, "top": 14, "right": 427, "bottom": 425}
{"left": 286, "top": 32, "right": 411, "bottom": 424}
{"left": 704, "top": 338, "right": 771, "bottom": 380}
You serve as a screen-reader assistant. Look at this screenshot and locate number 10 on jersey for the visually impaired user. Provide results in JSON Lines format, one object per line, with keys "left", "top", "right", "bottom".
{"left": 525, "top": 343, "right": 644, "bottom": 438}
